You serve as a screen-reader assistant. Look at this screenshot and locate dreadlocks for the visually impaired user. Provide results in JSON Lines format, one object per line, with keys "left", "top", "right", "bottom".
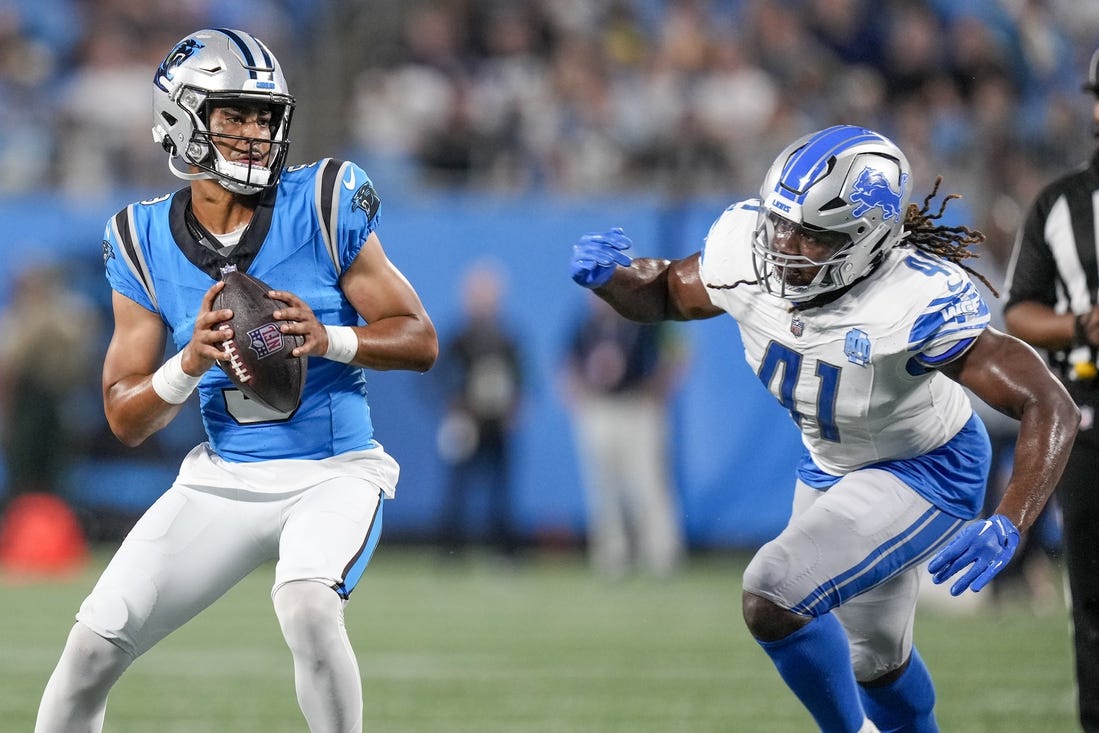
{"left": 903, "top": 176, "right": 996, "bottom": 296}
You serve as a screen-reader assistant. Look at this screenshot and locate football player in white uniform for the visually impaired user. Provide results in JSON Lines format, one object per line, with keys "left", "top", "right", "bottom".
{"left": 569, "top": 125, "right": 1079, "bottom": 733}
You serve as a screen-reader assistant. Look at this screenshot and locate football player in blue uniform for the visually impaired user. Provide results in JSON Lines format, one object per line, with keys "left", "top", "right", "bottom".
{"left": 569, "top": 126, "right": 1079, "bottom": 732}
{"left": 35, "top": 29, "right": 437, "bottom": 733}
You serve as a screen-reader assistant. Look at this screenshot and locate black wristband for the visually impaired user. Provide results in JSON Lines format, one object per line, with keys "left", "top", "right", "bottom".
{"left": 1075, "top": 313, "right": 1091, "bottom": 348}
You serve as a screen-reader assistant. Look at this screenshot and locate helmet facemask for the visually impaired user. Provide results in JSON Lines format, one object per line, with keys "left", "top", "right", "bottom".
{"left": 180, "top": 92, "right": 293, "bottom": 195}
{"left": 752, "top": 125, "right": 911, "bottom": 303}
{"left": 752, "top": 211, "right": 858, "bottom": 301}
{"left": 152, "top": 29, "right": 295, "bottom": 195}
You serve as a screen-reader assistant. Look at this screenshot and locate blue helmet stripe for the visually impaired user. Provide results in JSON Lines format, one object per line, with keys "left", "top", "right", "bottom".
{"left": 250, "top": 35, "right": 275, "bottom": 71}
{"left": 778, "top": 126, "right": 882, "bottom": 203}
{"left": 214, "top": 28, "right": 258, "bottom": 79}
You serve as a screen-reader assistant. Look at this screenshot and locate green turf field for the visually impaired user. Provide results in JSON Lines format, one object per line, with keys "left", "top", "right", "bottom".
{"left": 2, "top": 546, "right": 1078, "bottom": 732}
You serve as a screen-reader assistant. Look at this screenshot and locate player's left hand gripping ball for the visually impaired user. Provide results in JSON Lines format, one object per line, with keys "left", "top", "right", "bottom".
{"left": 571, "top": 227, "right": 633, "bottom": 288}
{"left": 927, "top": 514, "right": 1020, "bottom": 596}
{"left": 213, "top": 268, "right": 306, "bottom": 413}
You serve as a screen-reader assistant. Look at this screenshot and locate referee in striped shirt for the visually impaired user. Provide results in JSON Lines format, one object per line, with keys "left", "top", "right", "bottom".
{"left": 1003, "top": 47, "right": 1099, "bottom": 733}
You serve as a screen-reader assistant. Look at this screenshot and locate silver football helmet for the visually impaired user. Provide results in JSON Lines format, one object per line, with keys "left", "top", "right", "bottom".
{"left": 152, "top": 29, "right": 295, "bottom": 195}
{"left": 752, "top": 125, "right": 912, "bottom": 302}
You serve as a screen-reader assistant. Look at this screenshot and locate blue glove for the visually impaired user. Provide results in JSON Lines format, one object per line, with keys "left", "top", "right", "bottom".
{"left": 927, "top": 514, "right": 1020, "bottom": 596}
{"left": 570, "top": 227, "right": 633, "bottom": 288}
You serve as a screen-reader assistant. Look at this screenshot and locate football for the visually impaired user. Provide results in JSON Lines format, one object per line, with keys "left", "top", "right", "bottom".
{"left": 212, "top": 268, "right": 306, "bottom": 414}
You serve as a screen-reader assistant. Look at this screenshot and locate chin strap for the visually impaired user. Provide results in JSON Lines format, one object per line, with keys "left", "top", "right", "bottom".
{"left": 215, "top": 163, "right": 268, "bottom": 195}
{"left": 167, "top": 153, "right": 216, "bottom": 183}
{"left": 166, "top": 151, "right": 268, "bottom": 195}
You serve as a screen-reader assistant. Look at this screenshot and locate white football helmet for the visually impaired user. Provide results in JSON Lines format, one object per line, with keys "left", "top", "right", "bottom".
{"left": 152, "top": 29, "right": 295, "bottom": 195}
{"left": 752, "top": 125, "right": 912, "bottom": 302}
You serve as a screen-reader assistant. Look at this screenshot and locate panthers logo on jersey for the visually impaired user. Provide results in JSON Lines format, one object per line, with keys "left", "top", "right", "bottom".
{"left": 352, "top": 182, "right": 380, "bottom": 224}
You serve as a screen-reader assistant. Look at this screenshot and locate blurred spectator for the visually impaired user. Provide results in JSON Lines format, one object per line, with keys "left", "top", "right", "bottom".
{"left": 805, "top": 0, "right": 885, "bottom": 68}
{"left": 435, "top": 260, "right": 526, "bottom": 564}
{"left": 879, "top": 3, "right": 945, "bottom": 104}
{"left": 54, "top": 22, "right": 161, "bottom": 194}
{"left": 0, "top": 262, "right": 101, "bottom": 502}
{"left": 562, "top": 293, "right": 685, "bottom": 580}
{"left": 0, "top": 3, "right": 76, "bottom": 191}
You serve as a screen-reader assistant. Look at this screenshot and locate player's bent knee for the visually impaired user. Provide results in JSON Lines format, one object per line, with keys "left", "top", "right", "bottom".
{"left": 741, "top": 591, "right": 775, "bottom": 634}
{"left": 273, "top": 580, "right": 343, "bottom": 654}
{"left": 742, "top": 540, "right": 794, "bottom": 599}
{"left": 742, "top": 591, "right": 809, "bottom": 642}
{"left": 63, "top": 622, "right": 133, "bottom": 690}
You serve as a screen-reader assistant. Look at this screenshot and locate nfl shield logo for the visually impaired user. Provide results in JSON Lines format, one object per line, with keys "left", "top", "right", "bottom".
{"left": 790, "top": 316, "right": 804, "bottom": 337}
{"left": 247, "top": 323, "right": 285, "bottom": 360}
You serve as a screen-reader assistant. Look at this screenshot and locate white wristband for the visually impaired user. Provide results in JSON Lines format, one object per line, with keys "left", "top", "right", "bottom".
{"left": 324, "top": 324, "right": 358, "bottom": 364}
{"left": 151, "top": 351, "right": 201, "bottom": 404}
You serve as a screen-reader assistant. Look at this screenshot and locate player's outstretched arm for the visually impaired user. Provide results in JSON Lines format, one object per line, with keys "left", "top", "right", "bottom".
{"left": 323, "top": 232, "right": 438, "bottom": 372}
{"left": 930, "top": 326, "right": 1080, "bottom": 594}
{"left": 569, "top": 228, "right": 722, "bottom": 323}
{"left": 103, "top": 282, "right": 230, "bottom": 446}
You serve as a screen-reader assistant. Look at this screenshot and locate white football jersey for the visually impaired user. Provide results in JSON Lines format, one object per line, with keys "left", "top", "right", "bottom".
{"left": 700, "top": 200, "right": 990, "bottom": 477}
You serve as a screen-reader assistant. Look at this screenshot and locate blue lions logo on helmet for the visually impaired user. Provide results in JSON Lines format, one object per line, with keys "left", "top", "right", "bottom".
{"left": 154, "top": 38, "right": 204, "bottom": 93}
{"left": 849, "top": 167, "right": 907, "bottom": 221}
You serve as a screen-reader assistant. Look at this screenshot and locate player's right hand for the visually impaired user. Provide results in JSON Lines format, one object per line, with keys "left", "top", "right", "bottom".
{"left": 927, "top": 514, "right": 1020, "bottom": 595}
{"left": 570, "top": 227, "right": 633, "bottom": 288}
{"left": 183, "top": 280, "right": 233, "bottom": 375}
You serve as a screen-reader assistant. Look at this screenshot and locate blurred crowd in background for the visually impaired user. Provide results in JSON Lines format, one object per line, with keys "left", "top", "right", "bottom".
{"left": 4, "top": 0, "right": 1099, "bottom": 265}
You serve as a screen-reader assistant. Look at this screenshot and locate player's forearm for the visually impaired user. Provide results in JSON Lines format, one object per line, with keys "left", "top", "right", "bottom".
{"left": 994, "top": 393, "right": 1079, "bottom": 532}
{"left": 349, "top": 315, "right": 438, "bottom": 372}
{"left": 104, "top": 376, "right": 187, "bottom": 447}
{"left": 594, "top": 258, "right": 677, "bottom": 323}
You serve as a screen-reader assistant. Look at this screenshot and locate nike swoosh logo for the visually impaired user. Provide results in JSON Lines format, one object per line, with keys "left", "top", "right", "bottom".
{"left": 342, "top": 167, "right": 355, "bottom": 190}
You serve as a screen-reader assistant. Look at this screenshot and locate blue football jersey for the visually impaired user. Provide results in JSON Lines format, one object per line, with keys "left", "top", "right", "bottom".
{"left": 102, "top": 159, "right": 384, "bottom": 462}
